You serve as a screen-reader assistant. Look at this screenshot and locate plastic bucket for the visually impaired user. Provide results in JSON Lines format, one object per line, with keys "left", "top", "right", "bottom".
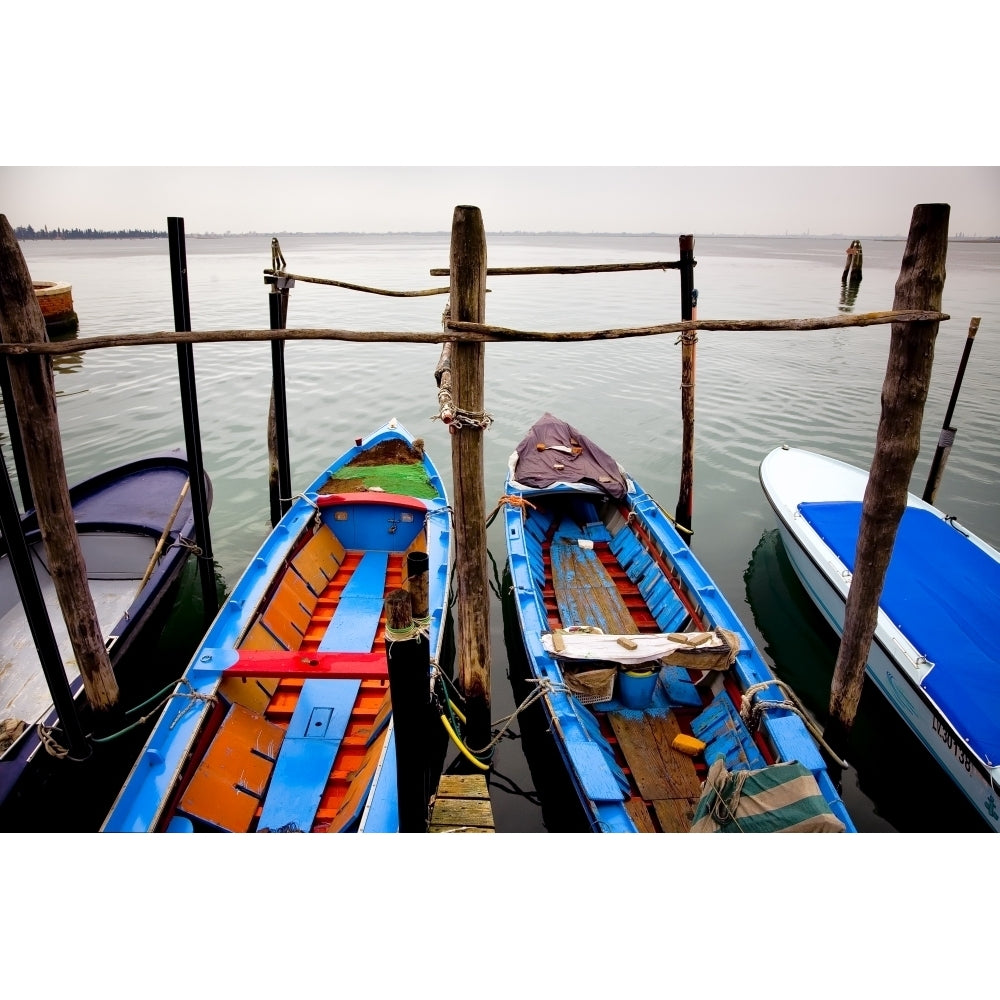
{"left": 618, "top": 666, "right": 659, "bottom": 709}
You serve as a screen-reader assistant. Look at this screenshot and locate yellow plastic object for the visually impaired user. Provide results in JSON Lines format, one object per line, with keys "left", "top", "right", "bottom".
{"left": 671, "top": 733, "right": 707, "bottom": 757}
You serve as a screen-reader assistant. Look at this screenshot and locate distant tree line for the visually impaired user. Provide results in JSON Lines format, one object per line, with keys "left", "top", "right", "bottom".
{"left": 15, "top": 225, "right": 166, "bottom": 240}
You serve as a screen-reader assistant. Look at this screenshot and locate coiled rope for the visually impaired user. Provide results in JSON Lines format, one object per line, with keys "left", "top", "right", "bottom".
{"left": 740, "top": 679, "right": 849, "bottom": 769}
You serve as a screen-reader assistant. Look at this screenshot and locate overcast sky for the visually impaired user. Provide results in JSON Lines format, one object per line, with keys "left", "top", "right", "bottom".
{"left": 4, "top": 6, "right": 996, "bottom": 238}
{"left": 4, "top": 166, "right": 997, "bottom": 238}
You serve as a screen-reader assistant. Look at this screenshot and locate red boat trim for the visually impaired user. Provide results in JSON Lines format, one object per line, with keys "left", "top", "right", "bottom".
{"left": 223, "top": 649, "right": 389, "bottom": 680}
{"left": 315, "top": 491, "right": 428, "bottom": 511}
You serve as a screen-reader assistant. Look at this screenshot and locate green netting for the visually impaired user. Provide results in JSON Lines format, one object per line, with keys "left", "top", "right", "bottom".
{"left": 322, "top": 461, "right": 439, "bottom": 499}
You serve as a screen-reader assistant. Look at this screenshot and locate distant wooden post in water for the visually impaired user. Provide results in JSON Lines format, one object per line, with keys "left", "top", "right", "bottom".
{"left": 0, "top": 214, "right": 120, "bottom": 712}
{"left": 675, "top": 235, "right": 696, "bottom": 538}
{"left": 842, "top": 240, "right": 863, "bottom": 284}
{"left": 825, "top": 204, "right": 950, "bottom": 750}
{"left": 448, "top": 206, "right": 492, "bottom": 752}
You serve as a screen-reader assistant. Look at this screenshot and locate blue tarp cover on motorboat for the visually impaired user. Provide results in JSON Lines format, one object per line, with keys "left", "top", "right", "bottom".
{"left": 511, "top": 413, "right": 628, "bottom": 499}
{"left": 799, "top": 501, "right": 1000, "bottom": 766}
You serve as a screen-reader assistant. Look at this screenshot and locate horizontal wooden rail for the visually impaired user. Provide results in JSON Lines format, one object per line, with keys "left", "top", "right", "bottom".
{"left": 0, "top": 309, "right": 949, "bottom": 357}
{"left": 429, "top": 259, "right": 685, "bottom": 277}
{"left": 263, "top": 268, "right": 450, "bottom": 297}
{"left": 444, "top": 310, "right": 950, "bottom": 340}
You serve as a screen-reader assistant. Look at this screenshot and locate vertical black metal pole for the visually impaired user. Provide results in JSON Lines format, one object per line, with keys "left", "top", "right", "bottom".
{"left": 268, "top": 278, "right": 293, "bottom": 522}
{"left": 0, "top": 359, "right": 33, "bottom": 511}
{"left": 0, "top": 445, "right": 88, "bottom": 757}
{"left": 167, "top": 217, "right": 217, "bottom": 618}
{"left": 922, "top": 316, "right": 980, "bottom": 504}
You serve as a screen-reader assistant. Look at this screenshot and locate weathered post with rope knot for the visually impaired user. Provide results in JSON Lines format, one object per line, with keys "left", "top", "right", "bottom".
{"left": 447, "top": 206, "right": 492, "bottom": 754}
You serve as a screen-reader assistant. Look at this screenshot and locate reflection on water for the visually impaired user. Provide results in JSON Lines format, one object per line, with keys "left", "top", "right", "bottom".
{"left": 838, "top": 280, "right": 861, "bottom": 313}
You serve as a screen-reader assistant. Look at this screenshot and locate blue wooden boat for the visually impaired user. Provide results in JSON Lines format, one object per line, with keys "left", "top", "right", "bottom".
{"left": 102, "top": 419, "right": 452, "bottom": 833}
{"left": 760, "top": 445, "right": 1000, "bottom": 832}
{"left": 0, "top": 449, "right": 211, "bottom": 807}
{"left": 503, "top": 414, "right": 855, "bottom": 833}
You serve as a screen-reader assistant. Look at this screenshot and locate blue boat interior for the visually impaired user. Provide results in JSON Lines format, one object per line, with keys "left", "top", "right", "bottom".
{"left": 799, "top": 501, "right": 1000, "bottom": 766}
{"left": 531, "top": 494, "right": 784, "bottom": 819}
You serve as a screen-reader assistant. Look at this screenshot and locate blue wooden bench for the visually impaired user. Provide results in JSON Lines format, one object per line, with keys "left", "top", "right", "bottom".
{"left": 318, "top": 551, "right": 390, "bottom": 653}
{"left": 256, "top": 677, "right": 361, "bottom": 832}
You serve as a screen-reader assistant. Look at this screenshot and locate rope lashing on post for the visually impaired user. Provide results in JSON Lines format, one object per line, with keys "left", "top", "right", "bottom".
{"left": 740, "top": 678, "right": 849, "bottom": 769}
{"left": 385, "top": 619, "right": 430, "bottom": 644}
{"left": 486, "top": 493, "right": 536, "bottom": 528}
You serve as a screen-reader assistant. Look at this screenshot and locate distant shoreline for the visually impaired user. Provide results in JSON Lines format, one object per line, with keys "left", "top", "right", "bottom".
{"left": 14, "top": 228, "right": 999, "bottom": 242}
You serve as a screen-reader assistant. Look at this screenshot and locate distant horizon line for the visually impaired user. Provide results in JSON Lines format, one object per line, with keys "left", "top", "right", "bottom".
{"left": 14, "top": 227, "right": 1000, "bottom": 242}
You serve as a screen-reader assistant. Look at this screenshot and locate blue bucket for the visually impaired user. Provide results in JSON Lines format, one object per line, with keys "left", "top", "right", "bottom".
{"left": 618, "top": 666, "right": 660, "bottom": 710}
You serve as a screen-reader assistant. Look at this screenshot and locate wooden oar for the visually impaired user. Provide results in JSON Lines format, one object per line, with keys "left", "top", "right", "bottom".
{"left": 134, "top": 478, "right": 189, "bottom": 598}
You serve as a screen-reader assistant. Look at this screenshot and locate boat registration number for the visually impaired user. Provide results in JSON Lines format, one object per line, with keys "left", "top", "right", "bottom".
{"left": 932, "top": 716, "right": 972, "bottom": 773}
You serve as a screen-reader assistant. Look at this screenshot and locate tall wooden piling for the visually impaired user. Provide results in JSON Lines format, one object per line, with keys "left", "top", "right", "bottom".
{"left": 675, "top": 235, "right": 696, "bottom": 537}
{"left": 448, "top": 206, "right": 491, "bottom": 752}
{"left": 825, "top": 204, "right": 950, "bottom": 749}
{"left": 0, "top": 214, "right": 120, "bottom": 712}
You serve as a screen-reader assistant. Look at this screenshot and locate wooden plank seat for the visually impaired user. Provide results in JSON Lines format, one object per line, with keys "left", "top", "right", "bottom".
{"left": 257, "top": 678, "right": 362, "bottom": 832}
{"left": 551, "top": 539, "right": 639, "bottom": 634}
{"left": 175, "top": 702, "right": 286, "bottom": 832}
{"left": 319, "top": 550, "right": 390, "bottom": 653}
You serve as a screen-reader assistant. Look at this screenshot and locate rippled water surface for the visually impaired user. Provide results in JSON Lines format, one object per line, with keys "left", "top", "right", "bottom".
{"left": 12, "top": 232, "right": 1000, "bottom": 832}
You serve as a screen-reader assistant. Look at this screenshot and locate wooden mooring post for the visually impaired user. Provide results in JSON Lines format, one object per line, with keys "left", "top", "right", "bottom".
{"left": 0, "top": 214, "right": 120, "bottom": 714}
{"left": 825, "top": 204, "right": 950, "bottom": 750}
{"left": 448, "top": 206, "right": 491, "bottom": 753}
{"left": 675, "top": 235, "right": 696, "bottom": 538}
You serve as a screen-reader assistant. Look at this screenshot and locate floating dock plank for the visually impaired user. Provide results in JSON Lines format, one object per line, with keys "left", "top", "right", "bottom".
{"left": 428, "top": 774, "right": 495, "bottom": 832}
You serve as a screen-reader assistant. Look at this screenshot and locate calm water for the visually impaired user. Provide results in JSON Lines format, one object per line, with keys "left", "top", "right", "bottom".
{"left": 9, "top": 231, "right": 1000, "bottom": 833}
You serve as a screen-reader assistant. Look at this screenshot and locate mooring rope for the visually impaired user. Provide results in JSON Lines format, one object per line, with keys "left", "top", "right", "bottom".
{"left": 740, "top": 679, "right": 850, "bottom": 769}
{"left": 384, "top": 620, "right": 431, "bottom": 644}
{"left": 485, "top": 493, "right": 536, "bottom": 527}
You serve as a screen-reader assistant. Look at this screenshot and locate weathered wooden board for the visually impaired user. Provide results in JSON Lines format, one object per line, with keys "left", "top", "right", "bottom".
{"left": 428, "top": 773, "right": 495, "bottom": 832}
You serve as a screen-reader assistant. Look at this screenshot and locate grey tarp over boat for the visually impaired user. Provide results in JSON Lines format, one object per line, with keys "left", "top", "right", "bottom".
{"left": 510, "top": 413, "right": 627, "bottom": 499}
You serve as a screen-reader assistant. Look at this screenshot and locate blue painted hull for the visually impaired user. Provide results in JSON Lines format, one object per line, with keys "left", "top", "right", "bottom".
{"left": 102, "top": 420, "right": 451, "bottom": 833}
{"left": 504, "top": 423, "right": 855, "bottom": 833}
{"left": 760, "top": 445, "right": 1000, "bottom": 832}
{"left": 0, "top": 450, "right": 210, "bottom": 806}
